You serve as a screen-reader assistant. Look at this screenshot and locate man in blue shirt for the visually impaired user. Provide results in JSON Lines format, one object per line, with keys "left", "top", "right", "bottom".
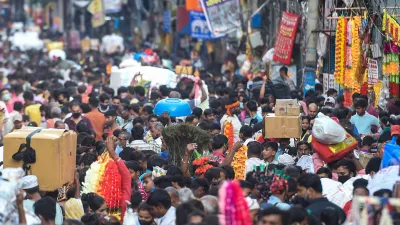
{"left": 350, "top": 99, "right": 381, "bottom": 135}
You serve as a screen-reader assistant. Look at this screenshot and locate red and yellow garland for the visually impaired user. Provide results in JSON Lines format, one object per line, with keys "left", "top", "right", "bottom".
{"left": 223, "top": 121, "right": 234, "bottom": 152}
{"left": 192, "top": 157, "right": 214, "bottom": 175}
{"left": 232, "top": 145, "right": 248, "bottom": 180}
{"left": 334, "top": 17, "right": 347, "bottom": 85}
{"left": 350, "top": 16, "right": 362, "bottom": 91}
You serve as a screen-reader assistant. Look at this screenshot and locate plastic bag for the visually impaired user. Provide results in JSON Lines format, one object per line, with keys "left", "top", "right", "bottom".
{"left": 381, "top": 137, "right": 400, "bottom": 169}
{"left": 312, "top": 113, "right": 346, "bottom": 144}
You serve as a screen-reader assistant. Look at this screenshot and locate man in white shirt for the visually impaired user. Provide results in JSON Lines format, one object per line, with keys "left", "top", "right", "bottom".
{"left": 146, "top": 189, "right": 176, "bottom": 225}
{"left": 240, "top": 125, "right": 255, "bottom": 146}
{"left": 245, "top": 142, "right": 265, "bottom": 177}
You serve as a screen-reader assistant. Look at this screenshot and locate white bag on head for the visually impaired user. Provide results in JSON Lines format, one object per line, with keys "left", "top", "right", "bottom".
{"left": 312, "top": 113, "right": 346, "bottom": 144}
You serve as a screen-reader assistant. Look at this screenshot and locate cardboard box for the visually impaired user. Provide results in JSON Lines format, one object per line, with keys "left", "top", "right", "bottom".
{"left": 3, "top": 128, "right": 77, "bottom": 191}
{"left": 286, "top": 100, "right": 300, "bottom": 116}
{"left": 275, "top": 99, "right": 287, "bottom": 116}
{"left": 263, "top": 113, "right": 301, "bottom": 138}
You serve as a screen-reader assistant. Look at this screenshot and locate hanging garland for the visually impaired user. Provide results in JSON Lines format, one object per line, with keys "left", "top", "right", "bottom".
{"left": 344, "top": 18, "right": 353, "bottom": 88}
{"left": 232, "top": 145, "right": 248, "bottom": 180}
{"left": 223, "top": 121, "right": 235, "bottom": 152}
{"left": 334, "top": 17, "right": 347, "bottom": 85}
{"left": 350, "top": 16, "right": 363, "bottom": 91}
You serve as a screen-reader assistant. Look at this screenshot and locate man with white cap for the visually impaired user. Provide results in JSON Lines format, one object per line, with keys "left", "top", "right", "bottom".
{"left": 19, "top": 175, "right": 63, "bottom": 225}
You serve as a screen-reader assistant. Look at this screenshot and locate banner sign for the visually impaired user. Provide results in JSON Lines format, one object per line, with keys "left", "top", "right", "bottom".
{"left": 199, "top": 0, "right": 241, "bottom": 36}
{"left": 368, "top": 58, "right": 379, "bottom": 84}
{"left": 103, "top": 0, "right": 121, "bottom": 13}
{"left": 87, "top": 0, "right": 105, "bottom": 28}
{"left": 273, "top": 12, "right": 299, "bottom": 65}
{"left": 189, "top": 11, "right": 224, "bottom": 39}
{"left": 163, "top": 11, "right": 171, "bottom": 33}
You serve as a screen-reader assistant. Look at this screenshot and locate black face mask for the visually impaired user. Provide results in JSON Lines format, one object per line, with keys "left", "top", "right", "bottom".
{"left": 58, "top": 100, "right": 64, "bottom": 104}
{"left": 139, "top": 220, "right": 153, "bottom": 225}
{"left": 72, "top": 113, "right": 81, "bottom": 119}
{"left": 338, "top": 175, "right": 351, "bottom": 184}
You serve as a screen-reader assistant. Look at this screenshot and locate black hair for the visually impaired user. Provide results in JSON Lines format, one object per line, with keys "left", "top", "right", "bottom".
{"left": 142, "top": 105, "right": 154, "bottom": 115}
{"left": 130, "top": 150, "right": 146, "bottom": 162}
{"left": 33, "top": 197, "right": 56, "bottom": 222}
{"left": 134, "top": 86, "right": 145, "bottom": 97}
{"left": 316, "top": 167, "right": 333, "bottom": 179}
{"left": 362, "top": 136, "right": 375, "bottom": 146}
{"left": 247, "top": 141, "right": 263, "bottom": 157}
{"left": 259, "top": 207, "right": 288, "bottom": 225}
{"left": 137, "top": 202, "right": 153, "bottom": 214}
{"left": 297, "top": 141, "right": 311, "bottom": 151}
{"left": 320, "top": 207, "right": 341, "bottom": 225}
{"left": 354, "top": 99, "right": 368, "bottom": 108}
{"left": 288, "top": 206, "right": 308, "bottom": 224}
{"left": 148, "top": 114, "right": 158, "bottom": 122}
{"left": 284, "top": 165, "right": 302, "bottom": 180}
{"left": 131, "top": 125, "right": 145, "bottom": 140}
{"left": 365, "top": 157, "right": 381, "bottom": 174}
{"left": 211, "top": 123, "right": 221, "bottom": 131}
{"left": 159, "top": 85, "right": 170, "bottom": 97}
{"left": 287, "top": 178, "right": 297, "bottom": 193}
{"left": 176, "top": 203, "right": 195, "bottom": 225}
{"left": 204, "top": 167, "right": 224, "bottom": 183}
{"left": 23, "top": 91, "right": 34, "bottom": 101}
{"left": 13, "top": 101, "right": 23, "bottom": 111}
{"left": 352, "top": 93, "right": 361, "bottom": 100}
{"left": 185, "top": 115, "right": 198, "bottom": 124}
{"left": 81, "top": 213, "right": 101, "bottom": 225}
{"left": 297, "top": 174, "right": 323, "bottom": 193}
{"left": 315, "top": 83, "right": 323, "bottom": 92}
{"left": 146, "top": 189, "right": 172, "bottom": 209}
{"left": 301, "top": 115, "right": 311, "bottom": 123}
{"left": 327, "top": 88, "right": 338, "bottom": 96}
{"left": 220, "top": 165, "right": 235, "bottom": 180}
{"left": 192, "top": 107, "right": 203, "bottom": 119}
{"left": 279, "top": 66, "right": 288, "bottom": 74}
{"left": 81, "top": 193, "right": 106, "bottom": 211}
{"left": 204, "top": 108, "right": 214, "bottom": 117}
{"left": 63, "top": 219, "right": 83, "bottom": 225}
{"left": 198, "top": 121, "right": 212, "bottom": 131}
{"left": 125, "top": 160, "right": 142, "bottom": 172}
{"left": 373, "top": 189, "right": 392, "bottom": 197}
{"left": 79, "top": 153, "right": 97, "bottom": 167}
{"left": 262, "top": 105, "right": 273, "bottom": 113}
{"left": 353, "top": 178, "right": 369, "bottom": 189}
{"left": 117, "top": 86, "right": 128, "bottom": 96}
{"left": 99, "top": 93, "right": 110, "bottom": 103}
{"left": 211, "top": 134, "right": 228, "bottom": 150}
{"left": 150, "top": 91, "right": 162, "bottom": 101}
{"left": 203, "top": 215, "right": 219, "bottom": 225}
{"left": 129, "top": 104, "right": 140, "bottom": 114}
{"left": 239, "top": 125, "right": 253, "bottom": 139}
{"left": 25, "top": 186, "right": 40, "bottom": 195}
{"left": 191, "top": 178, "right": 210, "bottom": 193}
{"left": 154, "top": 176, "right": 173, "bottom": 189}
{"left": 263, "top": 141, "right": 278, "bottom": 152}
{"left": 239, "top": 180, "right": 255, "bottom": 189}
{"left": 247, "top": 100, "right": 258, "bottom": 112}
{"left": 335, "top": 158, "right": 357, "bottom": 176}
{"left": 132, "top": 117, "right": 145, "bottom": 126}
{"left": 166, "top": 165, "right": 184, "bottom": 176}
{"left": 148, "top": 155, "right": 167, "bottom": 169}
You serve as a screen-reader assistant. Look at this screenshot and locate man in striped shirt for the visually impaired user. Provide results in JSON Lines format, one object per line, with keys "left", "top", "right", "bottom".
{"left": 128, "top": 125, "right": 155, "bottom": 151}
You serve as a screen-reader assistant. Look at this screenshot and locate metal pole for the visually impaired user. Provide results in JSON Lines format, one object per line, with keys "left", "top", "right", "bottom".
{"left": 304, "top": 0, "right": 319, "bottom": 67}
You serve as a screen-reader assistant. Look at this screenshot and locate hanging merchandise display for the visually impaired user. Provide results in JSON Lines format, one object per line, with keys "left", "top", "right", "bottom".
{"left": 273, "top": 12, "right": 300, "bottom": 65}
{"left": 334, "top": 17, "right": 347, "bottom": 86}
{"left": 383, "top": 41, "right": 400, "bottom": 97}
{"left": 382, "top": 10, "right": 400, "bottom": 45}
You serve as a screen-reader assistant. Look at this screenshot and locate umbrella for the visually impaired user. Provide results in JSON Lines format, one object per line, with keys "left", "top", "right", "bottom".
{"left": 367, "top": 165, "right": 400, "bottom": 195}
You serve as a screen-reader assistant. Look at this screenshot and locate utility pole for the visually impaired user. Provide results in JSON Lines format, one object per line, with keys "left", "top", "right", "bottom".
{"left": 304, "top": 0, "right": 319, "bottom": 67}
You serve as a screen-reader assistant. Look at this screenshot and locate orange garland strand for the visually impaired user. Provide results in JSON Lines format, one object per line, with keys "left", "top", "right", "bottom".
{"left": 232, "top": 145, "right": 248, "bottom": 180}
{"left": 225, "top": 101, "right": 239, "bottom": 116}
{"left": 224, "top": 121, "right": 234, "bottom": 152}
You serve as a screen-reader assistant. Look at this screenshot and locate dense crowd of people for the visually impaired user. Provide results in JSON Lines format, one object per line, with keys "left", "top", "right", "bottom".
{"left": 1, "top": 30, "right": 400, "bottom": 225}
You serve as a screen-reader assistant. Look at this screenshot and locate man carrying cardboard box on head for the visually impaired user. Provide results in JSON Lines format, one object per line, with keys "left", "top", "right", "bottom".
{"left": 19, "top": 175, "right": 64, "bottom": 225}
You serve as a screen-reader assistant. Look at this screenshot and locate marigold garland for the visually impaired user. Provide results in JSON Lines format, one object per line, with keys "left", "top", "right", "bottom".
{"left": 82, "top": 153, "right": 122, "bottom": 218}
{"left": 334, "top": 17, "right": 347, "bottom": 85}
{"left": 223, "top": 121, "right": 234, "bottom": 152}
{"left": 350, "top": 16, "right": 363, "bottom": 91}
{"left": 232, "top": 145, "right": 248, "bottom": 180}
{"left": 344, "top": 18, "right": 352, "bottom": 88}
{"left": 192, "top": 157, "right": 214, "bottom": 175}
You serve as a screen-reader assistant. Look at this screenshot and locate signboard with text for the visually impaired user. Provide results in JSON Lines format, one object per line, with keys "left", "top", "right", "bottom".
{"left": 189, "top": 11, "right": 224, "bottom": 39}
{"left": 273, "top": 12, "right": 299, "bottom": 65}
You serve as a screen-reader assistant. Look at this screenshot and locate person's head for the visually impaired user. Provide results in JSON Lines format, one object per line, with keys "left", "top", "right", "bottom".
{"left": 335, "top": 158, "right": 357, "bottom": 183}
{"left": 316, "top": 167, "right": 332, "bottom": 179}
{"left": 211, "top": 123, "right": 221, "bottom": 136}
{"left": 150, "top": 122, "right": 164, "bottom": 139}
{"left": 130, "top": 191, "right": 143, "bottom": 211}
{"left": 365, "top": 157, "right": 381, "bottom": 179}
{"left": 320, "top": 207, "right": 341, "bottom": 225}
{"left": 204, "top": 109, "right": 216, "bottom": 122}
{"left": 257, "top": 206, "right": 288, "bottom": 225}
{"left": 373, "top": 189, "right": 392, "bottom": 197}
{"left": 34, "top": 197, "right": 57, "bottom": 224}
{"left": 23, "top": 91, "right": 35, "bottom": 104}
{"left": 297, "top": 174, "right": 323, "bottom": 200}
{"left": 148, "top": 114, "right": 158, "bottom": 128}
{"left": 104, "top": 110, "right": 118, "bottom": 127}
{"left": 288, "top": 206, "right": 308, "bottom": 225}
{"left": 1, "top": 88, "right": 11, "bottom": 102}
{"left": 141, "top": 105, "right": 154, "bottom": 121}
{"left": 133, "top": 117, "right": 145, "bottom": 127}
{"left": 190, "top": 178, "right": 209, "bottom": 198}
{"left": 99, "top": 93, "right": 110, "bottom": 104}
{"left": 117, "top": 104, "right": 130, "bottom": 119}
{"left": 308, "top": 103, "right": 318, "bottom": 119}
{"left": 112, "top": 96, "right": 121, "bottom": 107}
{"left": 62, "top": 219, "right": 83, "bottom": 225}
{"left": 279, "top": 66, "right": 288, "bottom": 77}
{"left": 142, "top": 172, "right": 155, "bottom": 193}
{"left": 262, "top": 142, "right": 278, "bottom": 161}
{"left": 146, "top": 189, "right": 172, "bottom": 218}
{"left": 13, "top": 101, "right": 23, "bottom": 112}
{"left": 131, "top": 151, "right": 147, "bottom": 172}
{"left": 297, "top": 141, "right": 311, "bottom": 158}
{"left": 353, "top": 184, "right": 370, "bottom": 197}
{"left": 54, "top": 121, "right": 66, "bottom": 129}
{"left": 134, "top": 86, "right": 146, "bottom": 98}
{"left": 247, "top": 100, "right": 258, "bottom": 113}
{"left": 326, "top": 88, "right": 338, "bottom": 98}
{"left": 239, "top": 125, "right": 253, "bottom": 141}
{"left": 125, "top": 160, "right": 142, "bottom": 181}
{"left": 81, "top": 193, "right": 107, "bottom": 216}
{"left": 165, "top": 187, "right": 180, "bottom": 207}
{"left": 138, "top": 203, "right": 155, "bottom": 225}
{"left": 185, "top": 115, "right": 199, "bottom": 126}
{"left": 131, "top": 125, "right": 145, "bottom": 141}
{"left": 178, "top": 187, "right": 195, "bottom": 203}
{"left": 221, "top": 165, "right": 235, "bottom": 180}
{"left": 88, "top": 97, "right": 99, "bottom": 110}
{"left": 247, "top": 141, "right": 263, "bottom": 158}
{"left": 200, "top": 195, "right": 218, "bottom": 215}
{"left": 355, "top": 99, "right": 368, "bottom": 116}
{"left": 69, "top": 101, "right": 82, "bottom": 119}
{"left": 301, "top": 116, "right": 310, "bottom": 131}
{"left": 204, "top": 167, "right": 226, "bottom": 183}
{"left": 211, "top": 134, "right": 229, "bottom": 152}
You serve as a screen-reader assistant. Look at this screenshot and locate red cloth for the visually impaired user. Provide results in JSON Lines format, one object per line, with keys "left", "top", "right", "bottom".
{"left": 115, "top": 158, "right": 132, "bottom": 221}
{"left": 343, "top": 200, "right": 352, "bottom": 216}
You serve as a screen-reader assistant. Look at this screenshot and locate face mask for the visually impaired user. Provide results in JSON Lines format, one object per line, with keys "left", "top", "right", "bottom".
{"left": 239, "top": 102, "right": 244, "bottom": 109}
{"left": 2, "top": 93, "right": 10, "bottom": 101}
{"left": 72, "top": 113, "right": 81, "bottom": 119}
{"left": 58, "top": 100, "right": 64, "bottom": 104}
{"left": 338, "top": 175, "right": 351, "bottom": 184}
{"left": 139, "top": 220, "right": 153, "bottom": 225}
